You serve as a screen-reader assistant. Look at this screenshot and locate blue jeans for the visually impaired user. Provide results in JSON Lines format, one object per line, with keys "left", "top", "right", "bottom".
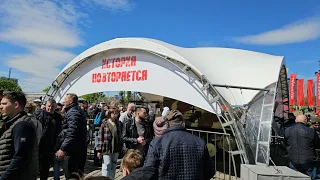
{"left": 94, "top": 131, "right": 99, "bottom": 148}
{"left": 102, "top": 153, "right": 119, "bottom": 180}
{"left": 289, "top": 162, "right": 320, "bottom": 180}
{"left": 53, "top": 157, "right": 67, "bottom": 180}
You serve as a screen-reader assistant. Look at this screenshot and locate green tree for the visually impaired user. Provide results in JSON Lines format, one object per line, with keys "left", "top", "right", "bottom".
{"left": 42, "top": 86, "right": 50, "bottom": 93}
{"left": 81, "top": 92, "right": 105, "bottom": 103}
{"left": 119, "top": 91, "right": 125, "bottom": 105}
{"left": 126, "top": 91, "right": 132, "bottom": 102}
{"left": 98, "top": 96, "right": 115, "bottom": 104}
{"left": 0, "top": 78, "right": 22, "bottom": 92}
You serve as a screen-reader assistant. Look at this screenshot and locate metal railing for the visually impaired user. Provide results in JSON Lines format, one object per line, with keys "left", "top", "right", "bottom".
{"left": 86, "top": 119, "right": 239, "bottom": 179}
{"left": 186, "top": 129, "right": 239, "bottom": 180}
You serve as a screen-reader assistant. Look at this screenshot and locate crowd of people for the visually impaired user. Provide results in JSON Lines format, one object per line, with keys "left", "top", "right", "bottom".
{"left": 0, "top": 90, "right": 215, "bottom": 180}
{"left": 284, "top": 114, "right": 320, "bottom": 180}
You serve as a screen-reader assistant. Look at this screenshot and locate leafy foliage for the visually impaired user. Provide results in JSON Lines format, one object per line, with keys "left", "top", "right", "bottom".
{"left": 119, "top": 91, "right": 125, "bottom": 105}
{"left": 126, "top": 91, "right": 132, "bottom": 101}
{"left": 0, "top": 78, "right": 22, "bottom": 92}
{"left": 118, "top": 91, "right": 135, "bottom": 105}
{"left": 42, "top": 86, "right": 50, "bottom": 93}
{"left": 81, "top": 92, "right": 105, "bottom": 103}
{"left": 98, "top": 96, "right": 116, "bottom": 104}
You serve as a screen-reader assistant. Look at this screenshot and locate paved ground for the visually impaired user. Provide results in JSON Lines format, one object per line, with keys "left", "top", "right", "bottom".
{"left": 39, "top": 131, "right": 239, "bottom": 179}
{"left": 39, "top": 159, "right": 124, "bottom": 180}
{"left": 41, "top": 159, "right": 238, "bottom": 180}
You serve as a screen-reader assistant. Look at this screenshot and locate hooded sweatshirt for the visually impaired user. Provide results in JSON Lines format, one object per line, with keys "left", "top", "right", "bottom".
{"left": 153, "top": 117, "right": 168, "bottom": 137}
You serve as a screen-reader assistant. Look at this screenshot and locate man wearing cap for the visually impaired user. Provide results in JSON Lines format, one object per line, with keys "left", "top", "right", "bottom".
{"left": 144, "top": 110, "right": 215, "bottom": 180}
{"left": 311, "top": 118, "right": 320, "bottom": 136}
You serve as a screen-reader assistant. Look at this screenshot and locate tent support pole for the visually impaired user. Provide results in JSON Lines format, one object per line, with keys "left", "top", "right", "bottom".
{"left": 211, "top": 84, "right": 270, "bottom": 92}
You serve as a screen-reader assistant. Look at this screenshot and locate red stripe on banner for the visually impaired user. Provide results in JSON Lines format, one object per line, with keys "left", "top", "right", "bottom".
{"left": 307, "top": 79, "right": 314, "bottom": 107}
{"left": 297, "top": 79, "right": 304, "bottom": 106}
{"left": 289, "top": 74, "right": 296, "bottom": 112}
{"left": 317, "top": 73, "right": 320, "bottom": 114}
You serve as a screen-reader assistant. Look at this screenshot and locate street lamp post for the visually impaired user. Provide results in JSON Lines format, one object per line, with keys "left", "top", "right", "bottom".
{"left": 8, "top": 68, "right": 12, "bottom": 79}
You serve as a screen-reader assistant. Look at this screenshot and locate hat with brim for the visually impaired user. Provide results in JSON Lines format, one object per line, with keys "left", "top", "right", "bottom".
{"left": 33, "top": 99, "right": 42, "bottom": 103}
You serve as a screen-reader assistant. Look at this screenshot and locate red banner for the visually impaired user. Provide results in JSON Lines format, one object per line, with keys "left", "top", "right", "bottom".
{"left": 317, "top": 73, "right": 320, "bottom": 114}
{"left": 307, "top": 79, "right": 314, "bottom": 107}
{"left": 297, "top": 79, "right": 304, "bottom": 106}
{"left": 289, "top": 74, "right": 296, "bottom": 112}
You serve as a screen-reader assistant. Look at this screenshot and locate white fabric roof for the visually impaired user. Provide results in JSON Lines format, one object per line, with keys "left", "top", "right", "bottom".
{"left": 56, "top": 37, "right": 284, "bottom": 106}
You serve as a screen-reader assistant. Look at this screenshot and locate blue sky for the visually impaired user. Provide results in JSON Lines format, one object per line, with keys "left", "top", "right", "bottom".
{"left": 0, "top": 0, "right": 320, "bottom": 93}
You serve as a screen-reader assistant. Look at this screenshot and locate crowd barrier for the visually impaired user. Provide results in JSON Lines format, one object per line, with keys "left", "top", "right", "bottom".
{"left": 86, "top": 119, "right": 237, "bottom": 179}
{"left": 186, "top": 129, "right": 237, "bottom": 180}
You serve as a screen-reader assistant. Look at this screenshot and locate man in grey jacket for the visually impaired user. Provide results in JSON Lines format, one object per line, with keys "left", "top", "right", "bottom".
{"left": 119, "top": 103, "right": 135, "bottom": 123}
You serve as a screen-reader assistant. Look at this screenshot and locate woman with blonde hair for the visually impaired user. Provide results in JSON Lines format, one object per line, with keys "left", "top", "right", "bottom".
{"left": 96, "top": 106, "right": 122, "bottom": 180}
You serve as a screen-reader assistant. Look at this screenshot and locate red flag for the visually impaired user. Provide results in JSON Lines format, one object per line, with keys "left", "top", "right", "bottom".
{"left": 317, "top": 73, "right": 320, "bottom": 114}
{"left": 297, "top": 79, "right": 304, "bottom": 106}
{"left": 307, "top": 79, "right": 314, "bottom": 107}
{"left": 289, "top": 74, "right": 296, "bottom": 112}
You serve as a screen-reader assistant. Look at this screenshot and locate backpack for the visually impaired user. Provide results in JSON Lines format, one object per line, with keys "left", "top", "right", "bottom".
{"left": 25, "top": 115, "right": 43, "bottom": 146}
{"left": 30, "top": 117, "right": 43, "bottom": 146}
{"left": 94, "top": 112, "right": 103, "bottom": 126}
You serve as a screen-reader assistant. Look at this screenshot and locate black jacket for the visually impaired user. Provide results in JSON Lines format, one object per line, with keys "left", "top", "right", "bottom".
{"left": 34, "top": 109, "right": 62, "bottom": 154}
{"left": 122, "top": 117, "right": 152, "bottom": 156}
{"left": 0, "top": 112, "right": 40, "bottom": 180}
{"left": 121, "top": 167, "right": 157, "bottom": 180}
{"left": 60, "top": 103, "right": 87, "bottom": 154}
{"left": 144, "top": 126, "right": 215, "bottom": 180}
{"left": 285, "top": 122, "right": 320, "bottom": 165}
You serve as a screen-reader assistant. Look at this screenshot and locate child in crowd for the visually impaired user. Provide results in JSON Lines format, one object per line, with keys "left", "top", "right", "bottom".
{"left": 121, "top": 150, "right": 157, "bottom": 180}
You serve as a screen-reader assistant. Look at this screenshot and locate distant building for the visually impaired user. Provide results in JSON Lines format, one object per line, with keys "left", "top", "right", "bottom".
{"left": 24, "top": 92, "right": 46, "bottom": 103}
{"left": 24, "top": 92, "right": 46, "bottom": 98}
{"left": 0, "top": 76, "right": 18, "bottom": 83}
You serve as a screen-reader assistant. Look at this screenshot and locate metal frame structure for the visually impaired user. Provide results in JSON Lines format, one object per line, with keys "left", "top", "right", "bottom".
{"left": 42, "top": 49, "right": 249, "bottom": 177}
{"left": 278, "top": 65, "right": 289, "bottom": 118}
{"left": 255, "top": 87, "right": 277, "bottom": 165}
{"left": 187, "top": 128, "right": 234, "bottom": 180}
{"left": 42, "top": 49, "right": 284, "bottom": 176}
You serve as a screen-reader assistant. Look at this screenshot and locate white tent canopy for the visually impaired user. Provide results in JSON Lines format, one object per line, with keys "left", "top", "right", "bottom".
{"left": 46, "top": 37, "right": 285, "bottom": 167}
{"left": 53, "top": 37, "right": 284, "bottom": 108}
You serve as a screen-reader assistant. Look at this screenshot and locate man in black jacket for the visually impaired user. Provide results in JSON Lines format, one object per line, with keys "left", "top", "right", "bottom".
{"left": 122, "top": 107, "right": 153, "bottom": 158}
{"left": 34, "top": 98, "right": 63, "bottom": 180}
{"left": 144, "top": 110, "right": 214, "bottom": 180}
{"left": 285, "top": 114, "right": 320, "bottom": 179}
{"left": 0, "top": 92, "right": 42, "bottom": 180}
{"left": 0, "top": 90, "right": 3, "bottom": 120}
{"left": 56, "top": 93, "right": 87, "bottom": 177}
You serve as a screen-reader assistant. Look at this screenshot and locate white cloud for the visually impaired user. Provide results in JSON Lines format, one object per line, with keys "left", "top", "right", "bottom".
{"left": 83, "top": 0, "right": 134, "bottom": 11}
{"left": 0, "top": 0, "right": 84, "bottom": 92}
{"left": 0, "top": 0, "right": 85, "bottom": 48}
{"left": 0, "top": 0, "right": 134, "bottom": 92}
{"left": 6, "top": 47, "right": 76, "bottom": 79}
{"left": 234, "top": 17, "right": 320, "bottom": 45}
{"left": 0, "top": 71, "right": 7, "bottom": 75}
